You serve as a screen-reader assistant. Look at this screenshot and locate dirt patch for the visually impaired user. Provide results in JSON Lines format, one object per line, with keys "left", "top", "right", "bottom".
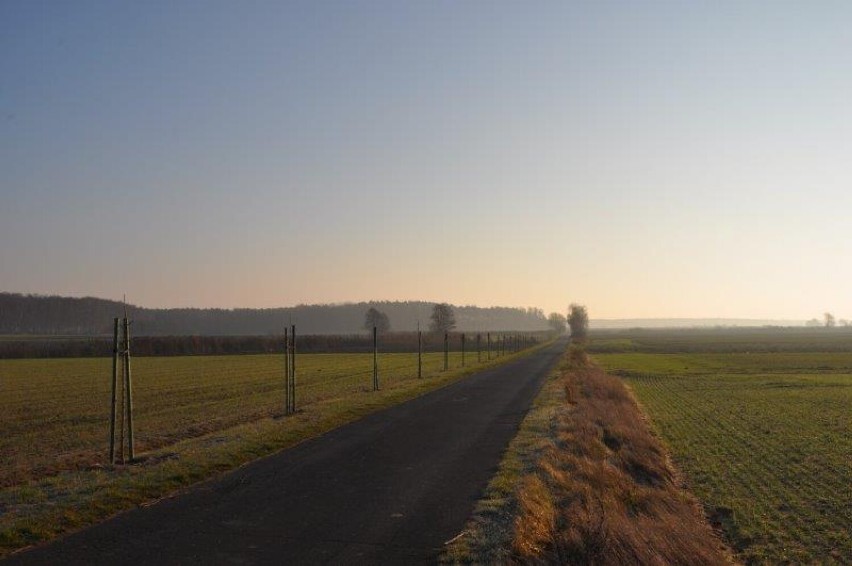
{"left": 707, "top": 506, "right": 751, "bottom": 553}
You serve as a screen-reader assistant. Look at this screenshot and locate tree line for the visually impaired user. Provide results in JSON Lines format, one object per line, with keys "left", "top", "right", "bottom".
{"left": 806, "top": 312, "right": 851, "bottom": 327}
{"left": 364, "top": 302, "right": 570, "bottom": 336}
{"left": 0, "top": 293, "right": 552, "bottom": 336}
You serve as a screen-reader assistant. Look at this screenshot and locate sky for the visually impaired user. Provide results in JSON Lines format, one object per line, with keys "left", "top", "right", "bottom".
{"left": 2, "top": 1, "right": 851, "bottom": 320}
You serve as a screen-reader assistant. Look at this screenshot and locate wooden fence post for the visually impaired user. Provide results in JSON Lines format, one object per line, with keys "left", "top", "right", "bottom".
{"left": 284, "top": 327, "right": 290, "bottom": 415}
{"left": 109, "top": 318, "right": 119, "bottom": 464}
{"left": 461, "top": 333, "right": 465, "bottom": 367}
{"left": 123, "top": 317, "right": 135, "bottom": 462}
{"left": 444, "top": 332, "right": 449, "bottom": 371}
{"left": 477, "top": 333, "right": 481, "bottom": 363}
{"left": 487, "top": 332, "right": 491, "bottom": 360}
{"left": 417, "top": 329, "right": 422, "bottom": 378}
{"left": 373, "top": 326, "right": 379, "bottom": 391}
{"left": 290, "top": 325, "right": 296, "bottom": 413}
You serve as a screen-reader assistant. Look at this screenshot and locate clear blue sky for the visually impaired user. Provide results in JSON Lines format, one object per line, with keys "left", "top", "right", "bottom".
{"left": 2, "top": 1, "right": 851, "bottom": 319}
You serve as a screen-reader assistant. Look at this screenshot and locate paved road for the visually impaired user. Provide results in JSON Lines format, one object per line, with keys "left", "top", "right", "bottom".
{"left": 6, "top": 338, "right": 567, "bottom": 565}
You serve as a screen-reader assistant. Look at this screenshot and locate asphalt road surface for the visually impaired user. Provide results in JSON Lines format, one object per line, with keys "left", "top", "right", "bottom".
{"left": 6, "top": 338, "right": 567, "bottom": 565}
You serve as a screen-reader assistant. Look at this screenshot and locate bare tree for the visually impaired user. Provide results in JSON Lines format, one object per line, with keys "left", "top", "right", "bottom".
{"left": 364, "top": 307, "right": 391, "bottom": 333}
{"left": 567, "top": 304, "right": 589, "bottom": 341}
{"left": 548, "top": 312, "right": 567, "bottom": 333}
{"left": 429, "top": 303, "right": 456, "bottom": 334}
{"left": 824, "top": 312, "right": 836, "bottom": 328}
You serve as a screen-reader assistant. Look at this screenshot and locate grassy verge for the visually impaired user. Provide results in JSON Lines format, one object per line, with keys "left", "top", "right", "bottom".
{"left": 446, "top": 345, "right": 731, "bottom": 564}
{"left": 442, "top": 353, "right": 568, "bottom": 563}
{"left": 0, "top": 343, "right": 549, "bottom": 558}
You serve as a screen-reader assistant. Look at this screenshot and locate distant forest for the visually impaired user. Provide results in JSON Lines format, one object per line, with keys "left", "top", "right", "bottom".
{"left": 0, "top": 293, "right": 550, "bottom": 336}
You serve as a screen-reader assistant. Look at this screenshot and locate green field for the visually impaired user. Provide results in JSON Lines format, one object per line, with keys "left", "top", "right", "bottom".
{"left": 0, "top": 347, "right": 528, "bottom": 556}
{"left": 595, "top": 349, "right": 852, "bottom": 564}
{"left": 589, "top": 326, "right": 852, "bottom": 353}
{"left": 1, "top": 352, "right": 472, "bottom": 487}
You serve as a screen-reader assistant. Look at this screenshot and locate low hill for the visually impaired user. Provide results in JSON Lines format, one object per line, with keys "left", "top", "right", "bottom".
{"left": 0, "top": 293, "right": 550, "bottom": 336}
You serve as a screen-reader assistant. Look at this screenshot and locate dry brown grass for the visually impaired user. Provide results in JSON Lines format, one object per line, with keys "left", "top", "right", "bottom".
{"left": 510, "top": 354, "right": 733, "bottom": 565}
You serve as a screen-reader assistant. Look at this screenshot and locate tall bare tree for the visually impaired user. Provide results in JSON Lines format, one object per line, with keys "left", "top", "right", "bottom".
{"left": 429, "top": 303, "right": 456, "bottom": 334}
{"left": 364, "top": 307, "right": 391, "bottom": 333}
{"left": 548, "top": 312, "right": 567, "bottom": 333}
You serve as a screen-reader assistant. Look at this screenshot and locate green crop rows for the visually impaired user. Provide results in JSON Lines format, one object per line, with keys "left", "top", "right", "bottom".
{"left": 596, "top": 351, "right": 851, "bottom": 564}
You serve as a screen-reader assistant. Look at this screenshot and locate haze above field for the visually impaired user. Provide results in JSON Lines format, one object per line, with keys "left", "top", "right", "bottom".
{"left": 0, "top": 293, "right": 818, "bottom": 336}
{"left": 3, "top": 2, "right": 851, "bottom": 319}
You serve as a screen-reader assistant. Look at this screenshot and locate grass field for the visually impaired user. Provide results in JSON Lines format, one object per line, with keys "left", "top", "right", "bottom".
{"left": 595, "top": 348, "right": 852, "bottom": 564}
{"left": 0, "top": 347, "right": 534, "bottom": 556}
{"left": 1, "top": 352, "right": 471, "bottom": 487}
{"left": 589, "top": 326, "right": 852, "bottom": 353}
